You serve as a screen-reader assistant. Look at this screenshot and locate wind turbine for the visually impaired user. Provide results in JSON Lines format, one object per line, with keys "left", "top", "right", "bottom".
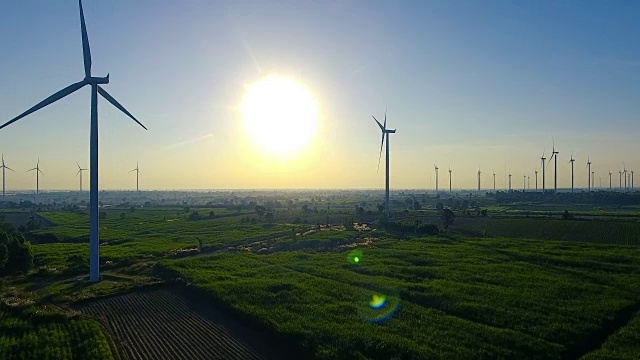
{"left": 76, "top": 162, "right": 88, "bottom": 192}
{"left": 592, "top": 171, "right": 595, "bottom": 190}
{"left": 130, "top": 162, "right": 141, "bottom": 192}
{"left": 448, "top": 167, "right": 452, "bottom": 193}
{"left": 535, "top": 170, "right": 538, "bottom": 190}
{"left": 434, "top": 165, "right": 439, "bottom": 193}
{"left": 619, "top": 170, "right": 623, "bottom": 189}
{"left": 523, "top": 175, "right": 526, "bottom": 191}
{"left": 632, "top": 170, "right": 634, "bottom": 189}
{"left": 623, "top": 165, "right": 627, "bottom": 190}
{"left": 568, "top": 152, "right": 575, "bottom": 193}
{"left": 373, "top": 110, "right": 395, "bottom": 220}
{"left": 540, "top": 152, "right": 546, "bottom": 193}
{"left": 548, "top": 140, "right": 559, "bottom": 193}
{"left": 609, "top": 170, "right": 612, "bottom": 190}
{"left": 527, "top": 175, "right": 530, "bottom": 190}
{"left": 0, "top": 0, "right": 147, "bottom": 282}
{"left": 0, "top": 154, "right": 15, "bottom": 200}
{"left": 477, "top": 168, "right": 481, "bottom": 192}
{"left": 27, "top": 159, "right": 44, "bottom": 197}
{"left": 493, "top": 172, "right": 496, "bottom": 192}
{"left": 508, "top": 173, "right": 512, "bottom": 191}
{"left": 586, "top": 158, "right": 591, "bottom": 191}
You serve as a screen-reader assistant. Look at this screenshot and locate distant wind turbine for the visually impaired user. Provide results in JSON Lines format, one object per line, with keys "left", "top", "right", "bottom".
{"left": 130, "top": 162, "right": 141, "bottom": 192}
{"left": 0, "top": 154, "right": 15, "bottom": 200}
{"left": 586, "top": 158, "right": 592, "bottom": 191}
{"left": 434, "top": 164, "right": 439, "bottom": 193}
{"left": 27, "top": 159, "right": 44, "bottom": 197}
{"left": 508, "top": 173, "right": 512, "bottom": 191}
{"left": 535, "top": 170, "right": 538, "bottom": 190}
{"left": 477, "top": 168, "right": 481, "bottom": 192}
{"left": 592, "top": 171, "right": 595, "bottom": 190}
{"left": 0, "top": 0, "right": 147, "bottom": 282}
{"left": 372, "top": 110, "right": 395, "bottom": 219}
{"left": 619, "top": 170, "right": 623, "bottom": 189}
{"left": 632, "top": 170, "right": 634, "bottom": 189}
{"left": 609, "top": 170, "right": 612, "bottom": 190}
{"left": 623, "top": 165, "right": 627, "bottom": 190}
{"left": 448, "top": 167, "right": 452, "bottom": 193}
{"left": 523, "top": 175, "right": 526, "bottom": 191}
{"left": 540, "top": 152, "right": 546, "bottom": 193}
{"left": 548, "top": 139, "right": 559, "bottom": 193}
{"left": 493, "top": 172, "right": 496, "bottom": 192}
{"left": 76, "top": 162, "right": 88, "bottom": 192}
{"left": 568, "top": 152, "right": 575, "bottom": 193}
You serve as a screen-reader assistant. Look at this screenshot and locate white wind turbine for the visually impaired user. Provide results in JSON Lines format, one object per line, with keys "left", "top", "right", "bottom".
{"left": 372, "top": 110, "right": 396, "bottom": 220}
{"left": 76, "top": 162, "right": 88, "bottom": 192}
{"left": 130, "top": 162, "right": 141, "bottom": 192}
{"left": 0, "top": 154, "right": 15, "bottom": 200}
{"left": 0, "top": 0, "right": 147, "bottom": 282}
{"left": 27, "top": 159, "right": 44, "bottom": 200}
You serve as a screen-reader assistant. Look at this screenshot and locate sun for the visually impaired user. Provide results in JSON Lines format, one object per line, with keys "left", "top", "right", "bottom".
{"left": 240, "top": 76, "right": 318, "bottom": 156}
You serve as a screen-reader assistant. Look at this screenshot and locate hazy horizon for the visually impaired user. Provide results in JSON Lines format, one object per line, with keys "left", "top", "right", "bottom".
{"left": 1, "top": 1, "right": 639, "bottom": 190}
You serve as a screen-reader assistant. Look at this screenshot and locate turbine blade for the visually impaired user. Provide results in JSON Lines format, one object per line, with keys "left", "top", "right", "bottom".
{"left": 129, "top": 169, "right": 136, "bottom": 173}
{"left": 377, "top": 132, "right": 384, "bottom": 172}
{"left": 79, "top": 0, "right": 92, "bottom": 78}
{"left": 38, "top": 169, "right": 44, "bottom": 175}
{"left": 98, "top": 87, "right": 147, "bottom": 130}
{"left": 6, "top": 166, "right": 14, "bottom": 172}
{"left": 0, "top": 81, "right": 86, "bottom": 130}
{"left": 372, "top": 116, "right": 384, "bottom": 131}
{"left": 76, "top": 169, "right": 81, "bottom": 177}
{"left": 383, "top": 109, "right": 387, "bottom": 130}
{"left": 27, "top": 168, "right": 36, "bottom": 172}
{"left": 77, "top": 161, "right": 81, "bottom": 170}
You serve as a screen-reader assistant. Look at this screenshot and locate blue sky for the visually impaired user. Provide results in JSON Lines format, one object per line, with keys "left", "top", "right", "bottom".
{"left": 0, "top": 0, "right": 639, "bottom": 190}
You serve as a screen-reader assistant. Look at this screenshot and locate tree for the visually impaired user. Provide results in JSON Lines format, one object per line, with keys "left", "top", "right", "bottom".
{"left": 129, "top": 206, "right": 136, "bottom": 213}
{"left": 208, "top": 211, "right": 215, "bottom": 219}
{"left": 196, "top": 237, "right": 204, "bottom": 251}
{"left": 99, "top": 211, "right": 107, "bottom": 220}
{"left": 377, "top": 204, "right": 384, "bottom": 213}
{"left": 441, "top": 208, "right": 456, "bottom": 229}
{"left": 481, "top": 209, "right": 487, "bottom": 217}
{"left": 413, "top": 201, "right": 422, "bottom": 211}
{"left": 184, "top": 207, "right": 190, "bottom": 213}
{"left": 562, "top": 210, "right": 573, "bottom": 220}
{"left": 435, "top": 202, "right": 444, "bottom": 212}
{"left": 189, "top": 211, "right": 201, "bottom": 221}
{"left": 265, "top": 212, "right": 274, "bottom": 223}
{"left": 120, "top": 212, "right": 126, "bottom": 220}
{"left": 0, "top": 243, "right": 8, "bottom": 273}
{"left": 255, "top": 205, "right": 266, "bottom": 217}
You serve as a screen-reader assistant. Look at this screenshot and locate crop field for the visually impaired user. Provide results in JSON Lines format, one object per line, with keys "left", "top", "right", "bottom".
{"left": 408, "top": 216, "right": 640, "bottom": 245}
{"left": 161, "top": 236, "right": 640, "bottom": 359}
{"left": 583, "top": 310, "right": 640, "bottom": 360}
{"left": 0, "top": 303, "right": 113, "bottom": 359}
{"left": 77, "top": 289, "right": 264, "bottom": 360}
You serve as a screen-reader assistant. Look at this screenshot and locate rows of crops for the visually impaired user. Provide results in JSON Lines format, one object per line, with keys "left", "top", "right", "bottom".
{"left": 161, "top": 236, "right": 640, "bottom": 359}
{"left": 449, "top": 217, "right": 640, "bottom": 245}
{"left": 583, "top": 310, "right": 640, "bottom": 359}
{"left": 0, "top": 304, "right": 113, "bottom": 359}
{"left": 78, "top": 289, "right": 263, "bottom": 360}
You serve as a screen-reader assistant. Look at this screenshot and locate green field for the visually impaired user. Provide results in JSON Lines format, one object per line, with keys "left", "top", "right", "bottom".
{"left": 161, "top": 236, "right": 640, "bottom": 359}
{"left": 0, "top": 303, "right": 113, "bottom": 359}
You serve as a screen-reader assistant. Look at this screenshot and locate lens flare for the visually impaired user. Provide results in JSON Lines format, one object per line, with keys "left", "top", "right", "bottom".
{"left": 359, "top": 289, "right": 401, "bottom": 324}
{"left": 347, "top": 249, "right": 363, "bottom": 265}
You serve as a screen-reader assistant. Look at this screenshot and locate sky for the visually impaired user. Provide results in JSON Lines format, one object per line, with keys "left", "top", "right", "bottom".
{"left": 0, "top": 0, "right": 639, "bottom": 191}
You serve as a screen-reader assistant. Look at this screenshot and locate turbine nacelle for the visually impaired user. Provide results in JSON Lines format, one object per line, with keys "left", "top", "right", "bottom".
{"left": 86, "top": 75, "right": 110, "bottom": 85}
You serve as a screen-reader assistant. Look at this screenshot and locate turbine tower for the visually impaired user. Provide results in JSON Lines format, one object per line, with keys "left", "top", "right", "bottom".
{"left": 448, "top": 167, "right": 452, "bottom": 193}
{"left": 609, "top": 170, "right": 612, "bottom": 190}
{"left": 27, "top": 159, "right": 44, "bottom": 197}
{"left": 493, "top": 172, "right": 496, "bottom": 192}
{"left": 0, "top": 154, "right": 15, "bottom": 200}
{"left": 568, "top": 153, "right": 575, "bottom": 193}
{"left": 586, "top": 158, "right": 591, "bottom": 191}
{"left": 619, "top": 170, "right": 623, "bottom": 189}
{"left": 535, "top": 170, "right": 538, "bottom": 190}
{"left": 477, "top": 169, "right": 481, "bottom": 192}
{"left": 523, "top": 175, "right": 526, "bottom": 191}
{"left": 372, "top": 110, "right": 395, "bottom": 220}
{"left": 76, "top": 162, "right": 88, "bottom": 192}
{"left": 130, "top": 162, "right": 141, "bottom": 192}
{"left": 632, "top": 170, "right": 634, "bottom": 189}
{"left": 623, "top": 165, "right": 627, "bottom": 190}
{"left": 508, "top": 173, "right": 512, "bottom": 191}
{"left": 0, "top": 0, "right": 147, "bottom": 282}
{"left": 540, "top": 152, "right": 546, "bottom": 193}
{"left": 548, "top": 140, "right": 559, "bottom": 193}
{"left": 592, "top": 171, "right": 595, "bottom": 190}
{"left": 434, "top": 165, "right": 439, "bottom": 193}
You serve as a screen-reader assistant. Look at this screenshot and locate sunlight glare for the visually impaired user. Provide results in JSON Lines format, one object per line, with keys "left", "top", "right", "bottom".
{"left": 240, "top": 77, "right": 318, "bottom": 156}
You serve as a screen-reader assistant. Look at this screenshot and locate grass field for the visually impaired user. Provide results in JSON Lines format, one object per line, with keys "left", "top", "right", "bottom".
{"left": 161, "top": 236, "right": 640, "bottom": 359}
{"left": 0, "top": 303, "right": 113, "bottom": 359}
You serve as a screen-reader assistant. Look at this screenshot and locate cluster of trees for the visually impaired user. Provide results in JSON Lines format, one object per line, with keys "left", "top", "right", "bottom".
{"left": 385, "top": 220, "right": 439, "bottom": 235}
{"left": 188, "top": 211, "right": 216, "bottom": 221}
{"left": 0, "top": 227, "right": 34, "bottom": 275}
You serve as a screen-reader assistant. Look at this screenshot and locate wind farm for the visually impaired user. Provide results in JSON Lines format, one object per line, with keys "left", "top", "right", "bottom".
{"left": 0, "top": 1, "right": 639, "bottom": 360}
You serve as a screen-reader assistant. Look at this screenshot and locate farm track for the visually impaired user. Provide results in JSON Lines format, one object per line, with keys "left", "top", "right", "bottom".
{"left": 77, "top": 289, "right": 264, "bottom": 360}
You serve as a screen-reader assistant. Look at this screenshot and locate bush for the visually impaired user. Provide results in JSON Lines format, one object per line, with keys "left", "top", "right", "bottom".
{"left": 0, "top": 227, "right": 34, "bottom": 275}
